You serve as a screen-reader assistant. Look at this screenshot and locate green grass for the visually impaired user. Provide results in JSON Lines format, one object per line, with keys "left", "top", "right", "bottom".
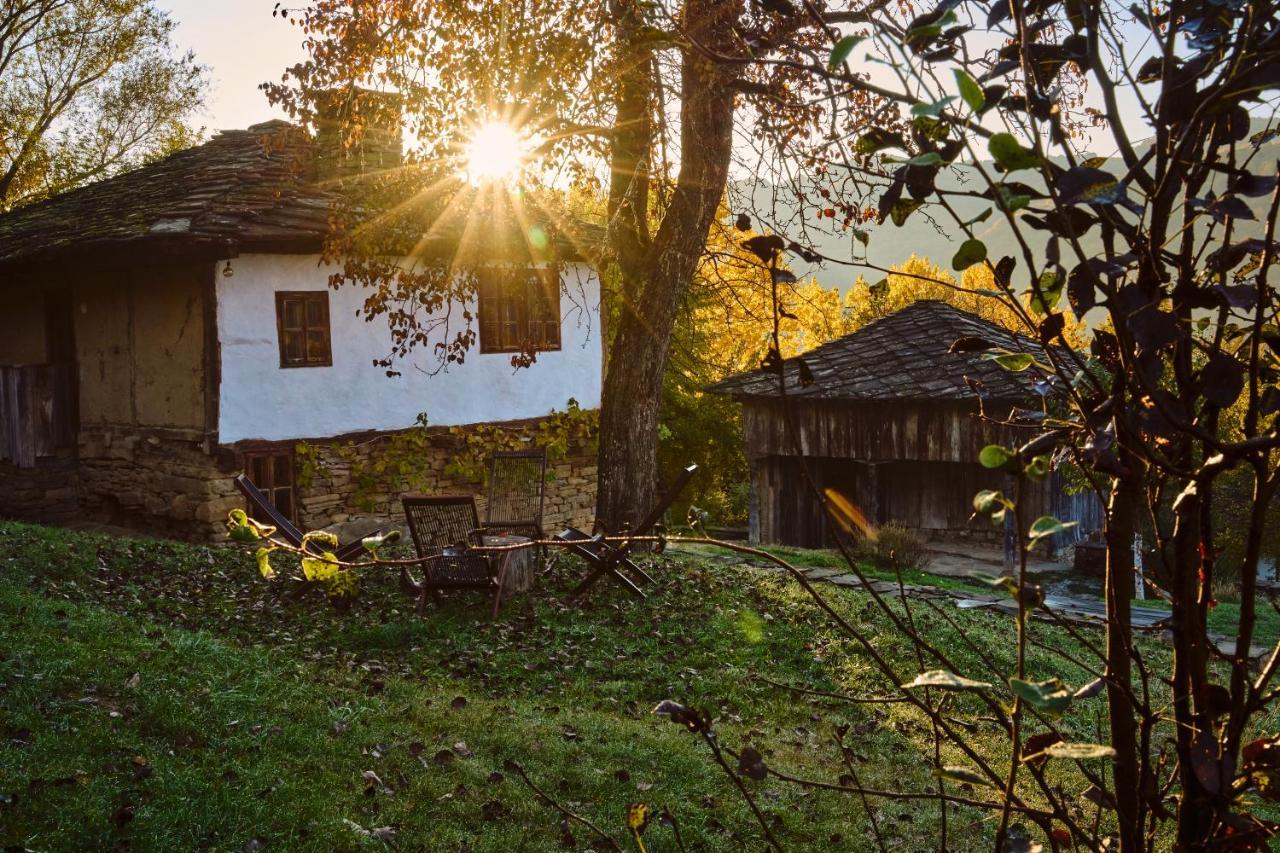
{"left": 0, "top": 520, "right": 1190, "bottom": 850}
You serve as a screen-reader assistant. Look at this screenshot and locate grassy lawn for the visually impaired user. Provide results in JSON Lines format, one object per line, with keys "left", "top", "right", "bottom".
{"left": 0, "top": 520, "right": 1188, "bottom": 850}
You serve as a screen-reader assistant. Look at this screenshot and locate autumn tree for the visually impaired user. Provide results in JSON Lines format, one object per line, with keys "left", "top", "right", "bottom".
{"left": 264, "top": 0, "right": 890, "bottom": 529}
{"left": 0, "top": 0, "right": 206, "bottom": 210}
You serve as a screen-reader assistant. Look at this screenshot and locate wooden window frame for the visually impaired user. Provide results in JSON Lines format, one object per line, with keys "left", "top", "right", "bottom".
{"left": 275, "top": 291, "right": 333, "bottom": 368}
{"left": 242, "top": 444, "right": 298, "bottom": 525}
{"left": 476, "top": 266, "right": 562, "bottom": 355}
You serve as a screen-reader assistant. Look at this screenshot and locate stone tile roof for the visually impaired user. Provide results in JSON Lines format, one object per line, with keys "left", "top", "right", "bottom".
{"left": 0, "top": 121, "right": 332, "bottom": 269}
{"left": 0, "top": 120, "right": 602, "bottom": 271}
{"left": 707, "top": 300, "right": 1045, "bottom": 403}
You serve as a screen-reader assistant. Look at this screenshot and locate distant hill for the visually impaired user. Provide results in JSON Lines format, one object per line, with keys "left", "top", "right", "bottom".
{"left": 731, "top": 124, "right": 1280, "bottom": 291}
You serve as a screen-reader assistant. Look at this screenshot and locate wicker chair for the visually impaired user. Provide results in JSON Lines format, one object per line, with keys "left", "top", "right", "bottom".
{"left": 400, "top": 495, "right": 507, "bottom": 616}
{"left": 485, "top": 448, "right": 547, "bottom": 544}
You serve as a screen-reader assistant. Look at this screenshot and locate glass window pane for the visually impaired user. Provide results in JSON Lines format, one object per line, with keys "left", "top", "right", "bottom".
{"left": 274, "top": 488, "right": 294, "bottom": 522}
{"left": 250, "top": 456, "right": 270, "bottom": 487}
{"left": 305, "top": 296, "right": 325, "bottom": 326}
{"left": 306, "top": 329, "right": 328, "bottom": 361}
{"left": 273, "top": 454, "right": 292, "bottom": 486}
{"left": 283, "top": 299, "right": 304, "bottom": 328}
{"left": 285, "top": 330, "right": 305, "bottom": 363}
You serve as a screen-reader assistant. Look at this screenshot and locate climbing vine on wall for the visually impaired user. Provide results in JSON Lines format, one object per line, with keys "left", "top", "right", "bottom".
{"left": 294, "top": 401, "right": 598, "bottom": 511}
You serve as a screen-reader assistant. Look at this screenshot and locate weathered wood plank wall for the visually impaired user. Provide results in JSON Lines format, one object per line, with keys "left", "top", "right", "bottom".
{"left": 740, "top": 399, "right": 1036, "bottom": 463}
{"left": 0, "top": 364, "right": 76, "bottom": 468}
{"left": 742, "top": 399, "right": 1105, "bottom": 549}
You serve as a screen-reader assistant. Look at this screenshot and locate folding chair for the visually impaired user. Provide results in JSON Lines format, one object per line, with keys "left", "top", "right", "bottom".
{"left": 400, "top": 494, "right": 509, "bottom": 617}
{"left": 234, "top": 473, "right": 374, "bottom": 562}
{"left": 555, "top": 464, "right": 698, "bottom": 600}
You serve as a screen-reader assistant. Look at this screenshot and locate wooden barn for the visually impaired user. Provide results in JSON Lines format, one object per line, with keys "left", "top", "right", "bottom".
{"left": 708, "top": 300, "right": 1102, "bottom": 549}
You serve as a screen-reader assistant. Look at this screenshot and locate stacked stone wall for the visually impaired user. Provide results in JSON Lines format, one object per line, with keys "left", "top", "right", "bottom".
{"left": 0, "top": 454, "right": 80, "bottom": 525}
{"left": 294, "top": 423, "right": 597, "bottom": 535}
{"left": 75, "top": 424, "right": 238, "bottom": 541}
{"left": 2, "top": 416, "right": 598, "bottom": 541}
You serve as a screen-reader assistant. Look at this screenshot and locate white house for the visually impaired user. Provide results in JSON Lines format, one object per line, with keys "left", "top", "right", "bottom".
{"left": 0, "top": 118, "right": 605, "bottom": 539}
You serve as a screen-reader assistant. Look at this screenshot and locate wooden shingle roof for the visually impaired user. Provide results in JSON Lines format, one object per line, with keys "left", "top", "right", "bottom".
{"left": 0, "top": 121, "right": 332, "bottom": 270}
{"left": 0, "top": 120, "right": 603, "bottom": 272}
{"left": 707, "top": 300, "right": 1044, "bottom": 403}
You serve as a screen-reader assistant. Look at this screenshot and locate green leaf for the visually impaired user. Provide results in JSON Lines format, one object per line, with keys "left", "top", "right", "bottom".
{"left": 255, "top": 546, "right": 275, "bottom": 579}
{"left": 890, "top": 199, "right": 924, "bottom": 226}
{"left": 954, "top": 68, "right": 985, "bottom": 112}
{"left": 988, "top": 133, "right": 1040, "bottom": 172}
{"left": 828, "top": 35, "right": 864, "bottom": 70}
{"left": 972, "top": 489, "right": 1010, "bottom": 517}
{"left": 1024, "top": 455, "right": 1050, "bottom": 480}
{"left": 911, "top": 96, "right": 954, "bottom": 118}
{"left": 904, "top": 151, "right": 945, "bottom": 166}
{"left": 952, "top": 238, "right": 987, "bottom": 270}
{"left": 1009, "top": 677, "right": 1073, "bottom": 714}
{"left": 979, "top": 444, "right": 1014, "bottom": 469}
{"left": 361, "top": 529, "right": 401, "bottom": 554}
{"left": 1029, "top": 270, "right": 1063, "bottom": 316}
{"left": 855, "top": 128, "right": 903, "bottom": 154}
{"left": 971, "top": 571, "right": 1018, "bottom": 597}
{"left": 1028, "top": 515, "right": 1077, "bottom": 543}
{"left": 988, "top": 352, "right": 1035, "bottom": 371}
{"left": 229, "top": 523, "right": 262, "bottom": 544}
{"left": 1041, "top": 742, "right": 1117, "bottom": 760}
{"left": 963, "top": 207, "right": 993, "bottom": 226}
{"left": 301, "top": 530, "right": 339, "bottom": 550}
{"left": 902, "top": 670, "right": 993, "bottom": 691}
{"left": 301, "top": 551, "right": 340, "bottom": 583}
{"left": 995, "top": 186, "right": 1032, "bottom": 212}
{"left": 934, "top": 765, "right": 995, "bottom": 787}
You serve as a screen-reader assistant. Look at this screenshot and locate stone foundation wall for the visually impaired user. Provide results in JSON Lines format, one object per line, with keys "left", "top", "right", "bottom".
{"left": 3, "top": 417, "right": 598, "bottom": 542}
{"left": 0, "top": 453, "right": 80, "bottom": 525}
{"left": 76, "top": 423, "right": 239, "bottom": 541}
{"left": 293, "top": 424, "right": 597, "bottom": 535}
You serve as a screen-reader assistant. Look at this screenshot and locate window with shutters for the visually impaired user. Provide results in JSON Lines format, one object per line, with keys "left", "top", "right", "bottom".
{"left": 476, "top": 267, "right": 561, "bottom": 354}
{"left": 244, "top": 446, "right": 297, "bottom": 524}
{"left": 275, "top": 291, "right": 332, "bottom": 367}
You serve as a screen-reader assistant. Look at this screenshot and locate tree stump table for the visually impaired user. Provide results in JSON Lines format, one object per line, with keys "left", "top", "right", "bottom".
{"left": 483, "top": 534, "right": 536, "bottom": 594}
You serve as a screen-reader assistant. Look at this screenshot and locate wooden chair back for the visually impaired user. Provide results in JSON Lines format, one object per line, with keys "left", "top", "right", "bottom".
{"left": 485, "top": 448, "right": 547, "bottom": 535}
{"left": 402, "top": 495, "right": 482, "bottom": 559}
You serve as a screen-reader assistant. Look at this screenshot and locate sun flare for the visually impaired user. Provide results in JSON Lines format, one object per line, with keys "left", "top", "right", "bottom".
{"left": 463, "top": 120, "right": 529, "bottom": 185}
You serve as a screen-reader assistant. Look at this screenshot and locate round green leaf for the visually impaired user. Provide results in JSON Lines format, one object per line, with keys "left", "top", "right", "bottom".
{"left": 1028, "top": 515, "right": 1077, "bottom": 542}
{"left": 979, "top": 444, "right": 1013, "bottom": 469}
{"left": 952, "top": 238, "right": 987, "bottom": 270}
{"left": 988, "top": 133, "right": 1040, "bottom": 172}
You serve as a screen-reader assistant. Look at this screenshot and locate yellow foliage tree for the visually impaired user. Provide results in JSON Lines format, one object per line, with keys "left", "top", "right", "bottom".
{"left": 690, "top": 250, "right": 1087, "bottom": 379}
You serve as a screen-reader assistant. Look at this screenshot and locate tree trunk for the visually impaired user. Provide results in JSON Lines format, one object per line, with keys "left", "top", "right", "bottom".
{"left": 1104, "top": 466, "right": 1143, "bottom": 852}
{"left": 595, "top": 0, "right": 740, "bottom": 530}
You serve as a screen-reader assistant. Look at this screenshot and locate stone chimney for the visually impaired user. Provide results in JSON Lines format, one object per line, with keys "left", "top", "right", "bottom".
{"left": 312, "top": 89, "right": 403, "bottom": 181}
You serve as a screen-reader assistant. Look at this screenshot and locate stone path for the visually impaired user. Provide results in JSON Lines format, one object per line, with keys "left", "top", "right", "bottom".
{"left": 673, "top": 545, "right": 1272, "bottom": 660}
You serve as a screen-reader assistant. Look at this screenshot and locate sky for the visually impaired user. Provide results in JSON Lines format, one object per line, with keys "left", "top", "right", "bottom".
{"left": 156, "top": 0, "right": 307, "bottom": 132}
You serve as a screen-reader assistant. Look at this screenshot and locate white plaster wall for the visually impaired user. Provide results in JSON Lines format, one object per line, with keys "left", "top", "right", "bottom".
{"left": 216, "top": 254, "right": 603, "bottom": 443}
